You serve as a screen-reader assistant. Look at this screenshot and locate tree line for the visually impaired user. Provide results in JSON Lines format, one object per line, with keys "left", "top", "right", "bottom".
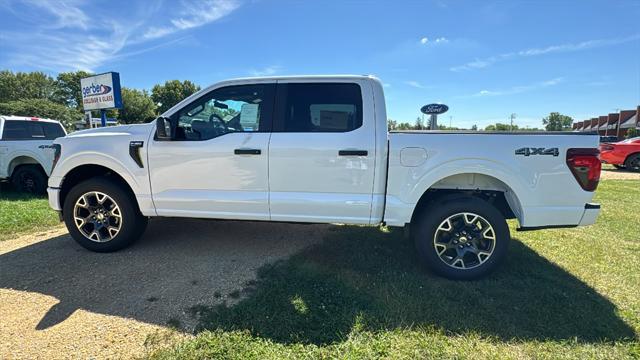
{"left": 389, "top": 114, "right": 572, "bottom": 132}
{"left": 0, "top": 70, "right": 200, "bottom": 130}
{"left": 1, "top": 70, "right": 575, "bottom": 132}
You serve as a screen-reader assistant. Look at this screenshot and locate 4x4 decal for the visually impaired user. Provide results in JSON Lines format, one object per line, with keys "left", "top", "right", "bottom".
{"left": 515, "top": 147, "right": 559, "bottom": 157}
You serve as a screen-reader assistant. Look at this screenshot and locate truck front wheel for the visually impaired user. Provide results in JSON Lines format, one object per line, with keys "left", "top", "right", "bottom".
{"left": 413, "top": 196, "right": 510, "bottom": 280}
{"left": 63, "top": 177, "right": 147, "bottom": 252}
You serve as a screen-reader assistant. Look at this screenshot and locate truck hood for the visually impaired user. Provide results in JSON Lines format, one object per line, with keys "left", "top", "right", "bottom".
{"left": 62, "top": 122, "right": 154, "bottom": 140}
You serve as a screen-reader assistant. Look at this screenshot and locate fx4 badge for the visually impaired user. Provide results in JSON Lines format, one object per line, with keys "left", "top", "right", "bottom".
{"left": 515, "top": 147, "right": 559, "bottom": 157}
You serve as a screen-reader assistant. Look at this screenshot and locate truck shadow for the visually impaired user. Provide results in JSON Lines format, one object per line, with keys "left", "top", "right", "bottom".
{"left": 0, "top": 220, "right": 635, "bottom": 345}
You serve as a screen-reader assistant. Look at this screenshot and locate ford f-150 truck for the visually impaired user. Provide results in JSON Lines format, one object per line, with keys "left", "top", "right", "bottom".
{"left": 47, "top": 75, "right": 601, "bottom": 279}
{"left": 1, "top": 116, "right": 67, "bottom": 193}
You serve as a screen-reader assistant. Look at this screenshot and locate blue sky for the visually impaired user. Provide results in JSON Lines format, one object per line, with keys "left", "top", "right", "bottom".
{"left": 0, "top": 0, "right": 639, "bottom": 128}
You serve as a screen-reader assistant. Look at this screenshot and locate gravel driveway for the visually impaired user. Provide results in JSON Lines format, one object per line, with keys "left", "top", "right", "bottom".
{"left": 0, "top": 219, "right": 330, "bottom": 359}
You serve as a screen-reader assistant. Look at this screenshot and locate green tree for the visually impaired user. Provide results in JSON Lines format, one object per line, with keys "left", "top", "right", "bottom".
{"left": 626, "top": 127, "right": 638, "bottom": 139}
{"left": 485, "top": 123, "right": 518, "bottom": 131}
{"left": 56, "top": 70, "right": 93, "bottom": 110}
{"left": 151, "top": 80, "right": 200, "bottom": 114}
{"left": 471, "top": 124, "right": 478, "bottom": 131}
{"left": 119, "top": 88, "right": 157, "bottom": 124}
{"left": 0, "top": 98, "right": 82, "bottom": 130}
{"left": 0, "top": 70, "right": 62, "bottom": 103}
{"left": 542, "top": 112, "right": 573, "bottom": 131}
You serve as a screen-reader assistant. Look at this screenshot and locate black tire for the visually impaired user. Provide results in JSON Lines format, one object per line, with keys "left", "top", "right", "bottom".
{"left": 413, "top": 195, "right": 510, "bottom": 280}
{"left": 624, "top": 154, "right": 640, "bottom": 172}
{"left": 63, "top": 177, "right": 147, "bottom": 252}
{"left": 612, "top": 164, "right": 625, "bottom": 170}
{"left": 11, "top": 165, "right": 47, "bottom": 194}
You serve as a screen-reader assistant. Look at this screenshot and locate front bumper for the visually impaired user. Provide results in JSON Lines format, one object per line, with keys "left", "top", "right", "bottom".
{"left": 47, "top": 187, "right": 62, "bottom": 211}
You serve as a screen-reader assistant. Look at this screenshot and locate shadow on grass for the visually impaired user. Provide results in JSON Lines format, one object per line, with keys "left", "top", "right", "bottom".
{"left": 0, "top": 182, "right": 46, "bottom": 200}
{"left": 192, "top": 226, "right": 636, "bottom": 345}
{"left": 0, "top": 220, "right": 635, "bottom": 345}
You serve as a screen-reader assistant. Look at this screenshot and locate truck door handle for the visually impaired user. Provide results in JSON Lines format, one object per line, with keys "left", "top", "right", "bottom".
{"left": 338, "top": 150, "right": 368, "bottom": 156}
{"left": 234, "top": 149, "right": 261, "bottom": 155}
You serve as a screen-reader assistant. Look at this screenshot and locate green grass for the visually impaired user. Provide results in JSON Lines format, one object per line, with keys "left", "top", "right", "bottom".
{"left": 0, "top": 183, "right": 61, "bottom": 240}
{"left": 149, "top": 180, "right": 640, "bottom": 359}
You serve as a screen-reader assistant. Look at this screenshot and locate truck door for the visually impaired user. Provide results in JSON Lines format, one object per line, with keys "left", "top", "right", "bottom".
{"left": 268, "top": 80, "right": 376, "bottom": 224}
{"left": 147, "top": 83, "right": 275, "bottom": 220}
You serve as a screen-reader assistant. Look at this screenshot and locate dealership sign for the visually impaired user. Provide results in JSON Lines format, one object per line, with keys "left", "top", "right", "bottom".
{"left": 421, "top": 103, "right": 449, "bottom": 115}
{"left": 80, "top": 72, "right": 122, "bottom": 111}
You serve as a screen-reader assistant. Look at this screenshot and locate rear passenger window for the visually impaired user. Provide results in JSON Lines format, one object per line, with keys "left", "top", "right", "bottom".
{"left": 1, "top": 121, "right": 65, "bottom": 140}
{"left": 1, "top": 121, "right": 30, "bottom": 140}
{"left": 276, "top": 83, "right": 363, "bottom": 132}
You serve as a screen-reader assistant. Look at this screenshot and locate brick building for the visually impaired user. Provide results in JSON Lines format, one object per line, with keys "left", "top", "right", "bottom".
{"left": 574, "top": 106, "right": 639, "bottom": 138}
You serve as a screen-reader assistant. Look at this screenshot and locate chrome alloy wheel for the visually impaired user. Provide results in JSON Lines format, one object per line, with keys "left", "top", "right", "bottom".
{"left": 73, "top": 191, "right": 122, "bottom": 242}
{"left": 433, "top": 212, "right": 496, "bottom": 270}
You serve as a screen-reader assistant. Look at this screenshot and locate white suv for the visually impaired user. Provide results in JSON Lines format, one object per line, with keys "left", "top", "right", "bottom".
{"left": 0, "top": 116, "right": 66, "bottom": 193}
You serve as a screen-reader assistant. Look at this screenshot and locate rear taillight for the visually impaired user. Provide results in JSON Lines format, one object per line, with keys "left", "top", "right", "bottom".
{"left": 600, "top": 144, "right": 614, "bottom": 151}
{"left": 566, "top": 148, "right": 600, "bottom": 191}
{"left": 51, "top": 144, "right": 61, "bottom": 172}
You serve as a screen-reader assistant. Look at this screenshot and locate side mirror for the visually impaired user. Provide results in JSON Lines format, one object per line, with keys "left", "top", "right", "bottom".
{"left": 156, "top": 117, "right": 173, "bottom": 140}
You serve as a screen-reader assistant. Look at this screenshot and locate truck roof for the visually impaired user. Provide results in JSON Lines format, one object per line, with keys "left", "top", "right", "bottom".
{"left": 0, "top": 115, "right": 62, "bottom": 124}
{"left": 221, "top": 74, "right": 377, "bottom": 82}
{"left": 0, "top": 115, "right": 60, "bottom": 124}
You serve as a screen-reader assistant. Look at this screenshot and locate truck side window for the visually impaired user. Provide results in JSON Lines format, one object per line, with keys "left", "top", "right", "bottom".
{"left": 275, "top": 83, "right": 363, "bottom": 132}
{"left": 29, "top": 123, "right": 46, "bottom": 138}
{"left": 173, "top": 84, "right": 274, "bottom": 141}
{"left": 1, "top": 121, "right": 30, "bottom": 140}
{"left": 42, "top": 122, "right": 66, "bottom": 139}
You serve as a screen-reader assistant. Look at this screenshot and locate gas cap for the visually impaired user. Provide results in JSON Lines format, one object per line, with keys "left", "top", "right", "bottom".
{"left": 400, "top": 147, "right": 427, "bottom": 167}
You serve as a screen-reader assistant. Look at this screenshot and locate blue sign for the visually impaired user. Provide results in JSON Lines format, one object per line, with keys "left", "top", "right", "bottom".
{"left": 80, "top": 72, "right": 123, "bottom": 110}
{"left": 421, "top": 103, "right": 449, "bottom": 115}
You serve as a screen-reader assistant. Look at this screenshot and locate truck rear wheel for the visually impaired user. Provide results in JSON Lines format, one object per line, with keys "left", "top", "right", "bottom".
{"left": 413, "top": 195, "right": 510, "bottom": 280}
{"left": 11, "top": 165, "right": 47, "bottom": 194}
{"left": 63, "top": 177, "right": 147, "bottom": 252}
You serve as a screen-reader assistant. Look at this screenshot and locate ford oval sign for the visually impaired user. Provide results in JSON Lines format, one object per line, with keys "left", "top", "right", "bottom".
{"left": 421, "top": 103, "right": 449, "bottom": 115}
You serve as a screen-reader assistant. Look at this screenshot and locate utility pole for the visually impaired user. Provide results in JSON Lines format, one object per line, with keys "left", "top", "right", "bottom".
{"left": 509, "top": 113, "right": 516, "bottom": 132}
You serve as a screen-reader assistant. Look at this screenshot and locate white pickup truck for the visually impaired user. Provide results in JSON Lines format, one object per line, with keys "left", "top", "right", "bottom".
{"left": 1, "top": 116, "right": 67, "bottom": 193}
{"left": 47, "top": 75, "right": 601, "bottom": 279}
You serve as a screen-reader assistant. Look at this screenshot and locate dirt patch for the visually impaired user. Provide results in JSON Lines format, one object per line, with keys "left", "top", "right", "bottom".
{"left": 0, "top": 219, "right": 329, "bottom": 359}
{"left": 600, "top": 165, "right": 640, "bottom": 180}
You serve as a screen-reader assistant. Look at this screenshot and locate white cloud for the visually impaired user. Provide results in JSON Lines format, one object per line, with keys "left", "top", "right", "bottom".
{"left": 143, "top": 0, "right": 240, "bottom": 40}
{"left": 404, "top": 80, "right": 426, "bottom": 89}
{"left": 249, "top": 65, "right": 283, "bottom": 77}
{"left": 466, "top": 77, "right": 565, "bottom": 97}
{"left": 1, "top": 0, "right": 242, "bottom": 72}
{"left": 451, "top": 35, "right": 640, "bottom": 72}
{"left": 24, "top": 0, "right": 90, "bottom": 30}
{"left": 420, "top": 36, "right": 448, "bottom": 45}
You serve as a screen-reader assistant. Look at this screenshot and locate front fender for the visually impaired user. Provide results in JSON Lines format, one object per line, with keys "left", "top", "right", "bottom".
{"left": 49, "top": 152, "right": 155, "bottom": 216}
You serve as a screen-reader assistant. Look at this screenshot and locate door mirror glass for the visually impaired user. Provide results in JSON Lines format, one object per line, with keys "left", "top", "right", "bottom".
{"left": 156, "top": 117, "right": 173, "bottom": 140}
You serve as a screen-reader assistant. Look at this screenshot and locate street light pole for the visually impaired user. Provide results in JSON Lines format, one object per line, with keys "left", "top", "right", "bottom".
{"left": 509, "top": 113, "right": 516, "bottom": 132}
